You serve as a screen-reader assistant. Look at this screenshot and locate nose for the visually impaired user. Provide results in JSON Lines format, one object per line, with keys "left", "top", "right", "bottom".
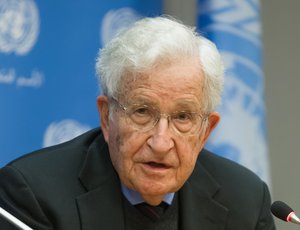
{"left": 146, "top": 117, "right": 174, "bottom": 154}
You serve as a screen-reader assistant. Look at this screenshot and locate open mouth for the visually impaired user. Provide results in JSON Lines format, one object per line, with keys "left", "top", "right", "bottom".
{"left": 146, "top": 162, "right": 170, "bottom": 169}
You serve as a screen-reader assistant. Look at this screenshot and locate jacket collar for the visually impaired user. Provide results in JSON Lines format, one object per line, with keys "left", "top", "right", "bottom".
{"left": 76, "top": 131, "right": 228, "bottom": 230}
{"left": 76, "top": 132, "right": 125, "bottom": 230}
{"left": 179, "top": 158, "right": 228, "bottom": 230}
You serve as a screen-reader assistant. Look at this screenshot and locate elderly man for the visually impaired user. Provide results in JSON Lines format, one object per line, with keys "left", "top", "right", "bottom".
{"left": 0, "top": 16, "right": 275, "bottom": 229}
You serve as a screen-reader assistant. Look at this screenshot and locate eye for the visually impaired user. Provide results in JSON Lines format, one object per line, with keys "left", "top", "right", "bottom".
{"left": 133, "top": 106, "right": 152, "bottom": 116}
{"left": 173, "top": 112, "right": 193, "bottom": 122}
{"left": 129, "top": 105, "right": 155, "bottom": 125}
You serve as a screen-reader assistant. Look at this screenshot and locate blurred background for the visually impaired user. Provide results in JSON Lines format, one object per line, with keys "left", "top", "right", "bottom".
{"left": 1, "top": 0, "right": 299, "bottom": 228}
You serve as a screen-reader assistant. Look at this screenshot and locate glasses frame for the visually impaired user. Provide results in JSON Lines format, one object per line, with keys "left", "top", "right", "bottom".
{"left": 109, "top": 97, "right": 209, "bottom": 136}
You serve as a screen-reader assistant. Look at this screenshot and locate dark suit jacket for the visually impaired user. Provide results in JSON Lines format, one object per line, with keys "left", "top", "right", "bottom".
{"left": 0, "top": 128, "right": 275, "bottom": 229}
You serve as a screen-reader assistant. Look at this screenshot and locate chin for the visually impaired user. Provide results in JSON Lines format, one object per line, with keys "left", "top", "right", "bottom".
{"left": 136, "top": 180, "right": 177, "bottom": 196}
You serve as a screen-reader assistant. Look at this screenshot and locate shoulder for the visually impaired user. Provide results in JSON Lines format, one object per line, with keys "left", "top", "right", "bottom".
{"left": 195, "top": 149, "right": 270, "bottom": 207}
{"left": 0, "top": 128, "right": 105, "bottom": 216}
{"left": 8, "top": 128, "right": 103, "bottom": 171}
{"left": 195, "top": 149, "right": 274, "bottom": 228}
{"left": 1, "top": 128, "right": 105, "bottom": 189}
{"left": 198, "top": 148, "right": 264, "bottom": 187}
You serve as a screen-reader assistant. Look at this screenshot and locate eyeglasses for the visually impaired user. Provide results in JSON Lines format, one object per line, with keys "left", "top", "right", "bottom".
{"left": 110, "top": 97, "right": 208, "bottom": 136}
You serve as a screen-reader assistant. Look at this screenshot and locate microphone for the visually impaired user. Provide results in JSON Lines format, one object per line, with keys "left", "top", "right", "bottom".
{"left": 0, "top": 207, "right": 33, "bottom": 230}
{"left": 271, "top": 200, "right": 300, "bottom": 225}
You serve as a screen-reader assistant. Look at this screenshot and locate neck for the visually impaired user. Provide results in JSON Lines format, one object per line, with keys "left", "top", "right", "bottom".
{"left": 142, "top": 194, "right": 165, "bottom": 206}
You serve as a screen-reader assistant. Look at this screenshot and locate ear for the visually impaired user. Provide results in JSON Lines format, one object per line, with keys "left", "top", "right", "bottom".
{"left": 97, "top": 96, "right": 110, "bottom": 142}
{"left": 200, "top": 111, "right": 221, "bottom": 148}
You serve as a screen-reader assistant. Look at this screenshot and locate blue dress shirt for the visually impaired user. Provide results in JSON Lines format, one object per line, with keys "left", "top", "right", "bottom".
{"left": 121, "top": 184, "right": 175, "bottom": 205}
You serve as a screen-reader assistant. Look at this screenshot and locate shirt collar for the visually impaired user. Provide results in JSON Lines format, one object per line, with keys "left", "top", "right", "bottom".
{"left": 121, "top": 184, "right": 175, "bottom": 205}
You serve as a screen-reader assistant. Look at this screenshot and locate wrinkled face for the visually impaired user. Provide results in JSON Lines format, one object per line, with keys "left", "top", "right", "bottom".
{"left": 98, "top": 58, "right": 220, "bottom": 204}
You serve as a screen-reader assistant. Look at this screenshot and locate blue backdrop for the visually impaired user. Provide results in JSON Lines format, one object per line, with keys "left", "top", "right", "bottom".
{"left": 197, "top": 0, "right": 270, "bottom": 183}
{"left": 0, "top": 0, "right": 162, "bottom": 166}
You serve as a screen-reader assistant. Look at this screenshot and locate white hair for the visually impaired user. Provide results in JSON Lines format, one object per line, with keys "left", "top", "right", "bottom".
{"left": 96, "top": 16, "right": 224, "bottom": 113}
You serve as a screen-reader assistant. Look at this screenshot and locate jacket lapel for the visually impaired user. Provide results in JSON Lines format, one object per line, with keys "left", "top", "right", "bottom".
{"left": 180, "top": 160, "right": 228, "bottom": 230}
{"left": 76, "top": 133, "right": 125, "bottom": 230}
{"left": 76, "top": 185, "right": 125, "bottom": 230}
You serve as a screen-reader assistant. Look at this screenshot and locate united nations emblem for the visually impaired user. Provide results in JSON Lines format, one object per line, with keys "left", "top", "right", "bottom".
{"left": 43, "top": 119, "right": 91, "bottom": 147}
{"left": 0, "top": 0, "right": 40, "bottom": 55}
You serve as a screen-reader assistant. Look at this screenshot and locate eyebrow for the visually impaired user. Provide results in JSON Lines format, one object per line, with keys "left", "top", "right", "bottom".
{"left": 128, "top": 98, "right": 201, "bottom": 111}
{"left": 175, "top": 100, "right": 200, "bottom": 107}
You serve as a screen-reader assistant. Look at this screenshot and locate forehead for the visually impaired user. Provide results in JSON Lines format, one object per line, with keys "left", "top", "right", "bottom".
{"left": 121, "top": 58, "right": 204, "bottom": 104}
